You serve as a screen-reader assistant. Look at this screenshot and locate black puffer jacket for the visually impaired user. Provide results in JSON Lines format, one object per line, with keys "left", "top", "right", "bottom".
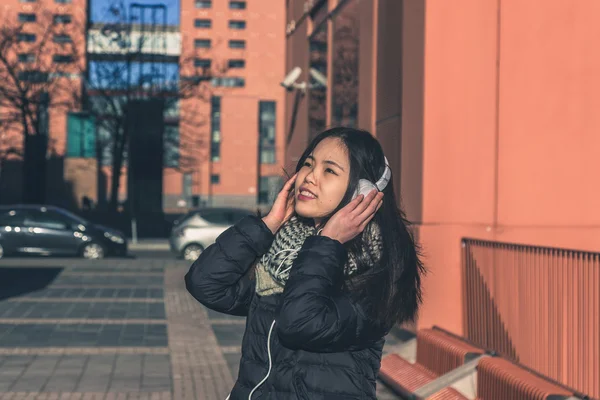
{"left": 185, "top": 215, "right": 388, "bottom": 399}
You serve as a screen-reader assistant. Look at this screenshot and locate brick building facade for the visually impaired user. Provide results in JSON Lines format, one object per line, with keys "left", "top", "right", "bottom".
{"left": 0, "top": 0, "right": 286, "bottom": 212}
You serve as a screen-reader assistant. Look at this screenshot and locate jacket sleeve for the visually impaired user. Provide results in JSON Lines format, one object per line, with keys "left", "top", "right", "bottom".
{"left": 275, "top": 235, "right": 380, "bottom": 352}
{"left": 184, "top": 215, "right": 274, "bottom": 316}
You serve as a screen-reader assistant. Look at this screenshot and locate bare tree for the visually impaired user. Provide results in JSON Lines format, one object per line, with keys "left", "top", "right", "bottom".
{"left": 82, "top": 13, "right": 229, "bottom": 213}
{"left": 0, "top": 7, "right": 81, "bottom": 202}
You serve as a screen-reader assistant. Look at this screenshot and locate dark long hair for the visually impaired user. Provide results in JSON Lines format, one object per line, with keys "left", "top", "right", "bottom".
{"left": 291, "top": 127, "right": 425, "bottom": 331}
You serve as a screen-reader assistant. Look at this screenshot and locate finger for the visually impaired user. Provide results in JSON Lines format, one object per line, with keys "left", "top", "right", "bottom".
{"left": 344, "top": 193, "right": 365, "bottom": 212}
{"left": 279, "top": 174, "right": 298, "bottom": 198}
{"left": 350, "top": 189, "right": 378, "bottom": 217}
{"left": 358, "top": 211, "right": 377, "bottom": 231}
{"left": 283, "top": 173, "right": 297, "bottom": 190}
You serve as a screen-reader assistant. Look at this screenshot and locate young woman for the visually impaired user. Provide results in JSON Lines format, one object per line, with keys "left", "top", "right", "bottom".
{"left": 185, "top": 127, "right": 424, "bottom": 399}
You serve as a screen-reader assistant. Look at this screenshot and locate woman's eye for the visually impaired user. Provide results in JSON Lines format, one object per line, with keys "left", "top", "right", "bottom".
{"left": 326, "top": 168, "right": 337, "bottom": 175}
{"left": 303, "top": 161, "right": 311, "bottom": 167}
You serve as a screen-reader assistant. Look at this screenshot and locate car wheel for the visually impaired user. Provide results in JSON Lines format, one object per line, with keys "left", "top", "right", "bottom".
{"left": 182, "top": 244, "right": 203, "bottom": 262}
{"left": 81, "top": 243, "right": 105, "bottom": 260}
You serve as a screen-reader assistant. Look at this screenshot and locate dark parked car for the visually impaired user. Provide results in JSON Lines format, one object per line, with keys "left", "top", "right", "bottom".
{"left": 0, "top": 205, "right": 127, "bottom": 260}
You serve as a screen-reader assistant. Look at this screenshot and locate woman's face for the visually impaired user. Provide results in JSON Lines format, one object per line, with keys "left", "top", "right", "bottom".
{"left": 294, "top": 137, "right": 350, "bottom": 224}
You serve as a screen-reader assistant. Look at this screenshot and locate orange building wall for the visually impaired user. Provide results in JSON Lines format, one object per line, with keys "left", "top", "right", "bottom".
{"left": 0, "top": 0, "right": 87, "bottom": 207}
{"left": 409, "top": 0, "right": 600, "bottom": 334}
{"left": 178, "top": 0, "right": 286, "bottom": 208}
{"left": 495, "top": 0, "right": 600, "bottom": 251}
{"left": 413, "top": 0, "right": 499, "bottom": 334}
{"left": 286, "top": 0, "right": 600, "bottom": 338}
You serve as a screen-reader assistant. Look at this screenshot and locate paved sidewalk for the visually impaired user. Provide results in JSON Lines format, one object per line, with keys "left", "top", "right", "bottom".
{"left": 0, "top": 260, "right": 177, "bottom": 399}
{"left": 0, "top": 258, "right": 401, "bottom": 399}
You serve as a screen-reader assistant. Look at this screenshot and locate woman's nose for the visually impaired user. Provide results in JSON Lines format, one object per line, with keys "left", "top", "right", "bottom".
{"left": 304, "top": 169, "right": 316, "bottom": 184}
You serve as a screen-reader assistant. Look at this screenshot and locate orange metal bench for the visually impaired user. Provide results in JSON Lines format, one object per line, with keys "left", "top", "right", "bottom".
{"left": 379, "top": 328, "right": 484, "bottom": 399}
{"left": 475, "top": 357, "right": 576, "bottom": 400}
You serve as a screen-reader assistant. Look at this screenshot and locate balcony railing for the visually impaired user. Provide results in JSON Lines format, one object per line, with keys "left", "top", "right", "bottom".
{"left": 462, "top": 239, "right": 599, "bottom": 398}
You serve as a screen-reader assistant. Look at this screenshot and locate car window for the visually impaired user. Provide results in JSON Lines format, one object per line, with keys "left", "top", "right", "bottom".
{"left": 177, "top": 211, "right": 200, "bottom": 225}
{"left": 24, "top": 210, "right": 70, "bottom": 230}
{"left": 0, "top": 209, "right": 25, "bottom": 226}
{"left": 200, "top": 210, "right": 231, "bottom": 225}
{"left": 54, "top": 208, "right": 87, "bottom": 225}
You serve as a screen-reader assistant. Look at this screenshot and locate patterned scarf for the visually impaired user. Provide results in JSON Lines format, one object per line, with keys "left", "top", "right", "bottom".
{"left": 255, "top": 216, "right": 383, "bottom": 296}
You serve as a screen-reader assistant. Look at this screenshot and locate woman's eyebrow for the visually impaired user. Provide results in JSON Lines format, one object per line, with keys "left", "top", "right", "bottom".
{"left": 323, "top": 160, "right": 345, "bottom": 171}
{"left": 307, "top": 155, "right": 346, "bottom": 171}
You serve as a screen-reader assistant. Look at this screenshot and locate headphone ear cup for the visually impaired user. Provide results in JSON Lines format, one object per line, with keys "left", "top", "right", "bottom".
{"left": 353, "top": 179, "right": 378, "bottom": 200}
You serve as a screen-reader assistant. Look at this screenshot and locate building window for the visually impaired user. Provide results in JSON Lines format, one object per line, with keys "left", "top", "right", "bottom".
{"left": 194, "top": 58, "right": 212, "bottom": 68}
{"left": 55, "top": 0, "right": 72, "bottom": 3}
{"left": 308, "top": 22, "right": 328, "bottom": 140}
{"left": 194, "top": 39, "right": 211, "bottom": 48}
{"left": 17, "top": 33, "right": 36, "bottom": 43}
{"left": 194, "top": 19, "right": 212, "bottom": 28}
{"left": 53, "top": 54, "right": 73, "bottom": 63}
{"left": 53, "top": 34, "right": 73, "bottom": 44}
{"left": 18, "top": 53, "right": 35, "bottom": 63}
{"left": 258, "top": 176, "right": 282, "bottom": 204}
{"left": 19, "top": 0, "right": 37, "bottom": 2}
{"left": 164, "top": 125, "right": 179, "bottom": 168}
{"left": 50, "top": 72, "right": 79, "bottom": 79}
{"left": 210, "top": 96, "right": 221, "bottom": 162}
{"left": 182, "top": 173, "right": 193, "bottom": 201}
{"left": 229, "top": 40, "right": 246, "bottom": 49}
{"left": 53, "top": 14, "right": 72, "bottom": 24}
{"left": 18, "top": 13, "right": 36, "bottom": 23}
{"left": 229, "top": 20, "right": 246, "bottom": 30}
{"left": 229, "top": 1, "right": 246, "bottom": 9}
{"left": 211, "top": 174, "right": 220, "bottom": 184}
{"left": 66, "top": 112, "right": 96, "bottom": 158}
{"left": 228, "top": 59, "right": 245, "bottom": 69}
{"left": 259, "top": 101, "right": 276, "bottom": 164}
{"left": 195, "top": 0, "right": 212, "bottom": 8}
{"left": 331, "top": 0, "right": 359, "bottom": 128}
{"left": 211, "top": 77, "right": 245, "bottom": 87}
{"left": 18, "top": 70, "right": 49, "bottom": 83}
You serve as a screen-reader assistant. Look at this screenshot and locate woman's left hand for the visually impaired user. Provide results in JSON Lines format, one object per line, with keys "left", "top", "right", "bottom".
{"left": 320, "top": 189, "right": 384, "bottom": 244}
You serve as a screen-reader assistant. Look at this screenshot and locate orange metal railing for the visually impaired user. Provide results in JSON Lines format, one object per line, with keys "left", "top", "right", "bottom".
{"left": 462, "top": 239, "right": 599, "bottom": 398}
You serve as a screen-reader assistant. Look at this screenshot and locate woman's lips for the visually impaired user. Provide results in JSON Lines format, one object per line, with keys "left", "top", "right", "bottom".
{"left": 297, "top": 189, "right": 317, "bottom": 201}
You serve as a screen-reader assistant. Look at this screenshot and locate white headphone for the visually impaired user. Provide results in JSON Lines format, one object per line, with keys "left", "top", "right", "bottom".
{"left": 352, "top": 156, "right": 392, "bottom": 199}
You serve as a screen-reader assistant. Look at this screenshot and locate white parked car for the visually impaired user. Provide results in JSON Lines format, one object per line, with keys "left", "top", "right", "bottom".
{"left": 169, "top": 207, "right": 251, "bottom": 261}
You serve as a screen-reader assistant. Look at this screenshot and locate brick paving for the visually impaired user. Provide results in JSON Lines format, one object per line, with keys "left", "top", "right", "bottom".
{"left": 0, "top": 261, "right": 177, "bottom": 400}
{"left": 48, "top": 286, "right": 164, "bottom": 290}
{"left": 8, "top": 299, "right": 164, "bottom": 304}
{"left": 0, "top": 349, "right": 169, "bottom": 355}
{"left": 0, "top": 259, "right": 402, "bottom": 399}
{"left": 163, "top": 266, "right": 234, "bottom": 400}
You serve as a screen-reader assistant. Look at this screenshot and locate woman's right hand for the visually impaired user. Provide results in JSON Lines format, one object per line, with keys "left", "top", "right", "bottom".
{"left": 262, "top": 174, "right": 297, "bottom": 234}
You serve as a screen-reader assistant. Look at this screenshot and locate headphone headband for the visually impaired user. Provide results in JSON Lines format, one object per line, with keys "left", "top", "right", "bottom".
{"left": 375, "top": 157, "right": 391, "bottom": 191}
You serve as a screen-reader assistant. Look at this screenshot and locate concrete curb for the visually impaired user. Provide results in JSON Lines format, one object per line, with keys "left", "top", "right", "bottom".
{"left": 128, "top": 241, "right": 171, "bottom": 251}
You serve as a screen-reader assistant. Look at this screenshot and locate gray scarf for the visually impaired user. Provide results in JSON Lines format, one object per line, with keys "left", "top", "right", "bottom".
{"left": 255, "top": 216, "right": 383, "bottom": 296}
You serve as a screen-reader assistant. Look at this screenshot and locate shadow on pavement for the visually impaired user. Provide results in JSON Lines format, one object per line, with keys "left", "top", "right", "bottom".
{"left": 1, "top": 253, "right": 136, "bottom": 259}
{"left": 0, "top": 267, "right": 63, "bottom": 301}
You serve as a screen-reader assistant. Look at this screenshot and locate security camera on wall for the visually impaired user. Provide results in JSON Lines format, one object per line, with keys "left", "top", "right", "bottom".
{"left": 280, "top": 67, "right": 305, "bottom": 91}
{"left": 309, "top": 68, "right": 327, "bottom": 88}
